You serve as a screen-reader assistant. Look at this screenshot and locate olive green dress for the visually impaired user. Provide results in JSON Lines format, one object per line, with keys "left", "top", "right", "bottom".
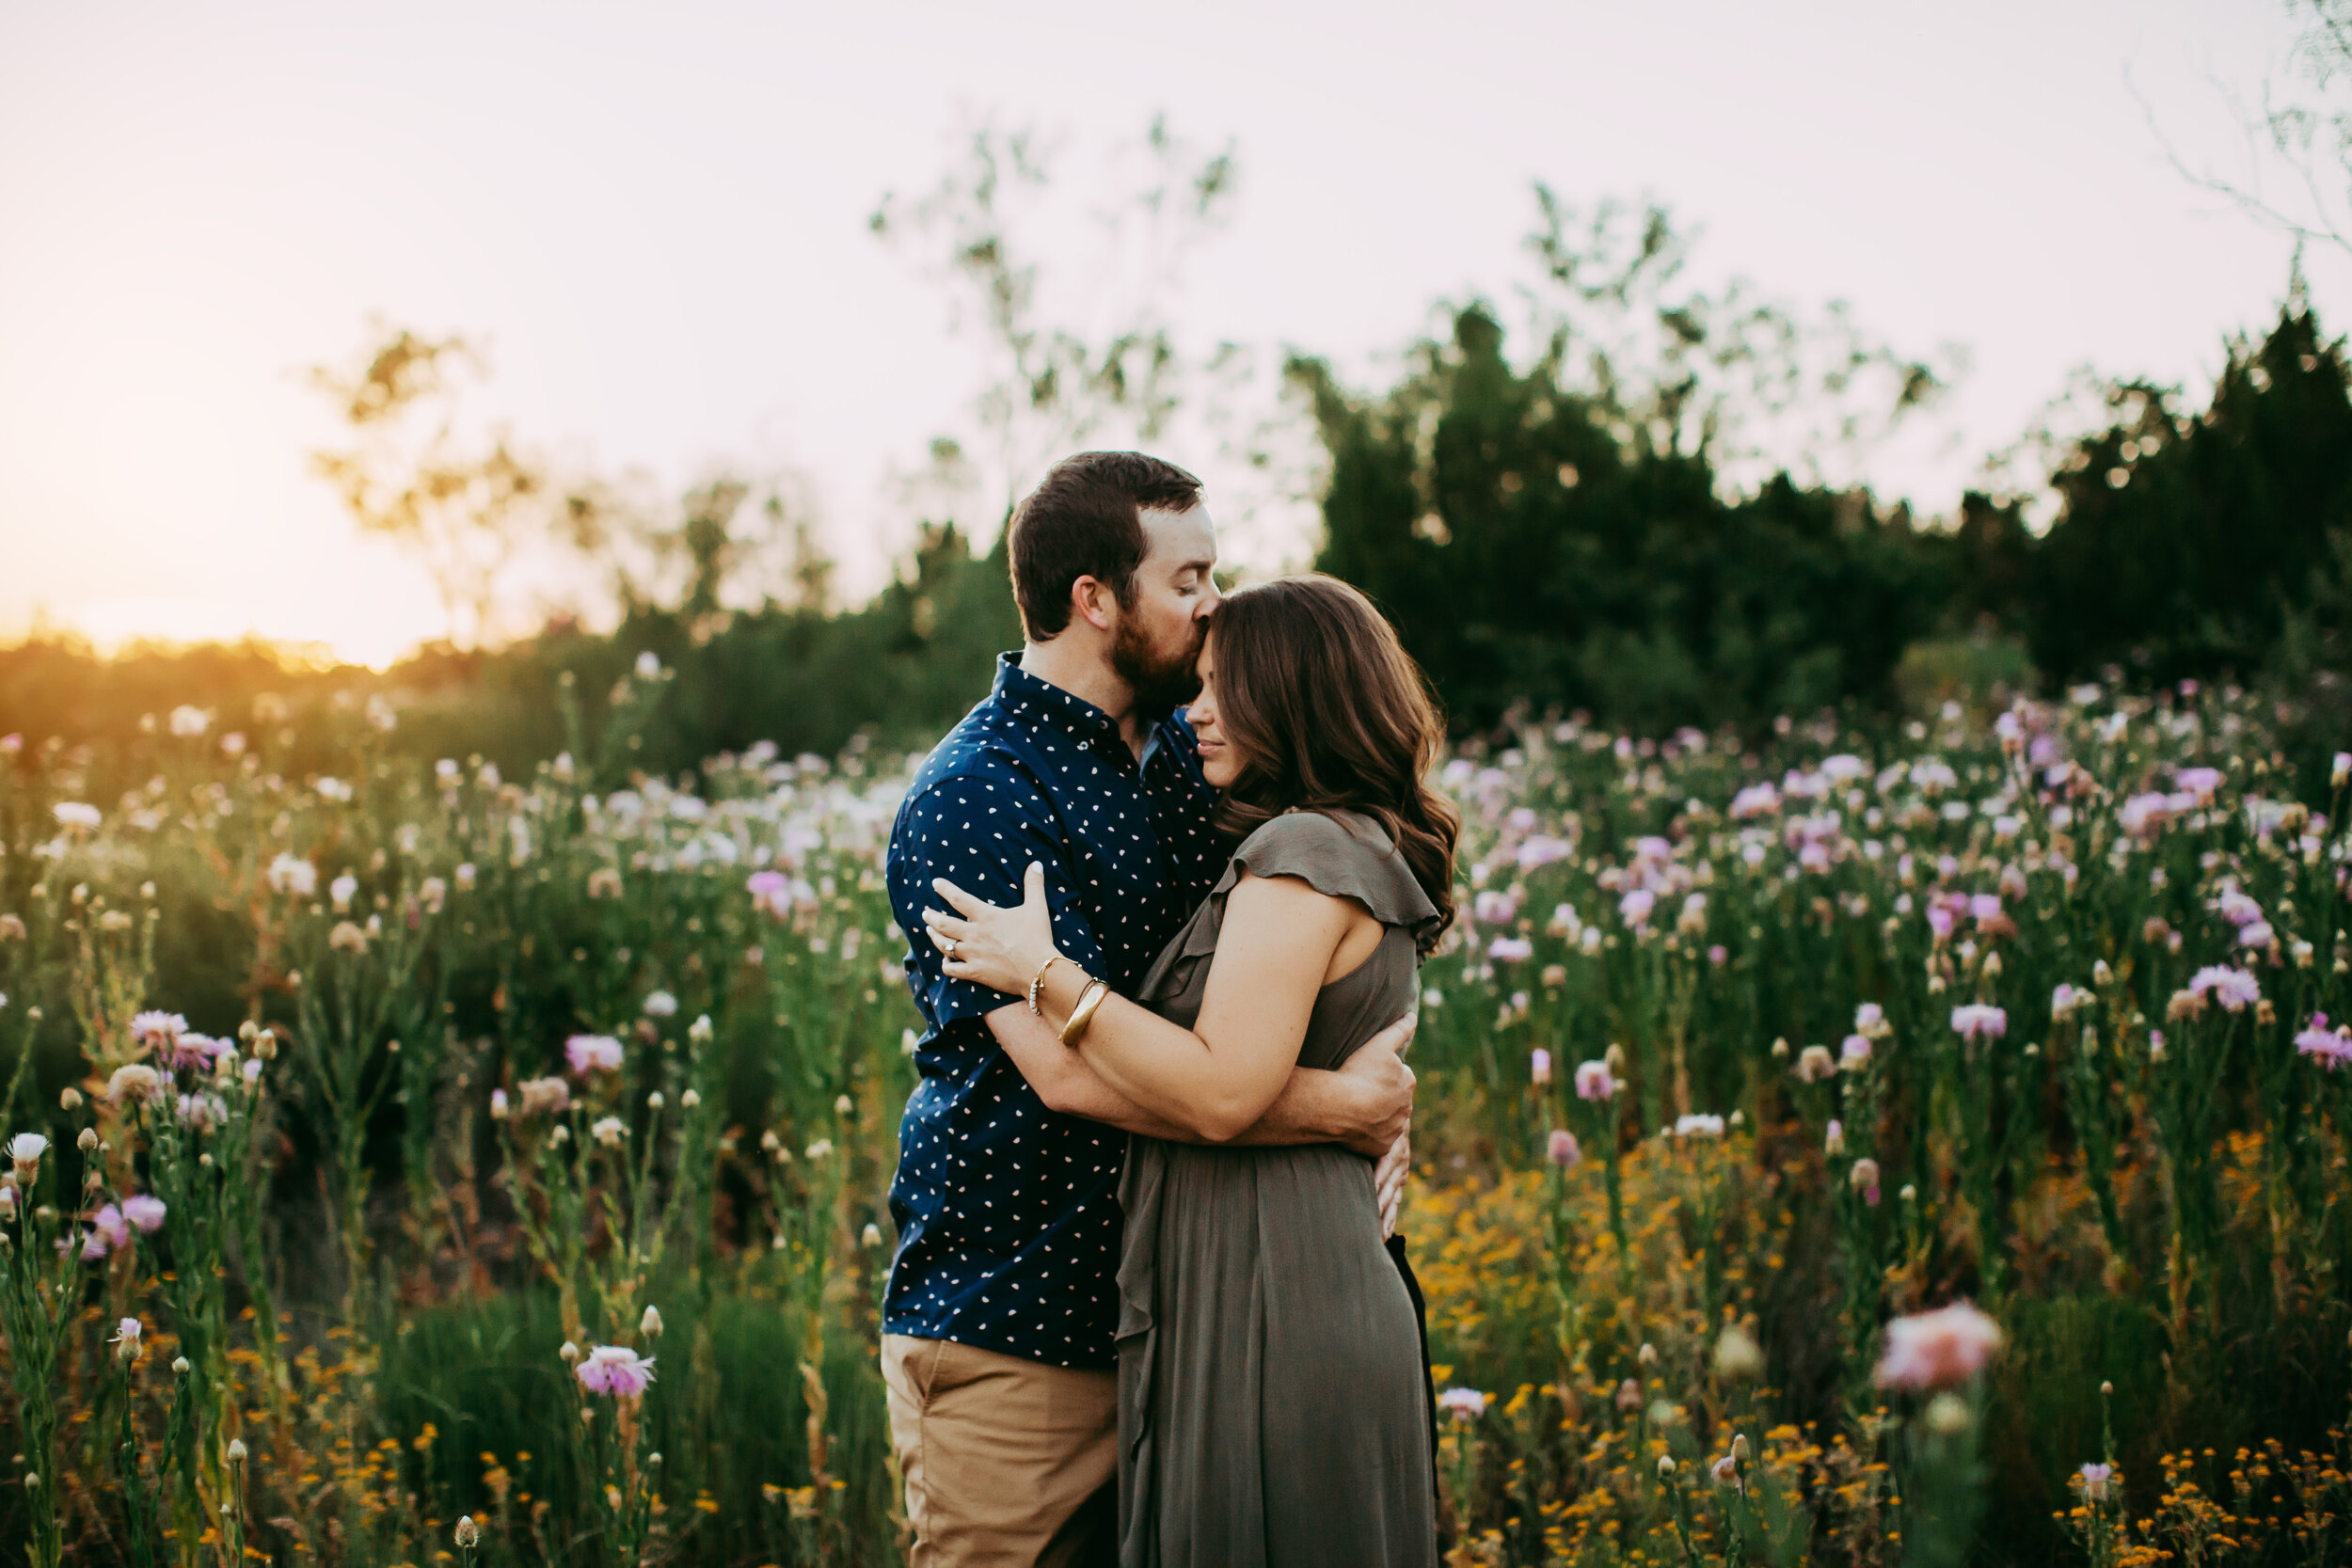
{"left": 1116, "top": 808, "right": 1441, "bottom": 1568}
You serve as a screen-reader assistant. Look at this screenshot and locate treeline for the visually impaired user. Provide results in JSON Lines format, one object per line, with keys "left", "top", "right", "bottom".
{"left": 1302, "top": 298, "right": 2352, "bottom": 737}
{"left": 6, "top": 300, "right": 2348, "bottom": 792}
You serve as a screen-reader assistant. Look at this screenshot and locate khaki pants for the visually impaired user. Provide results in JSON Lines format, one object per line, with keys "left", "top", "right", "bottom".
{"left": 881, "top": 1333, "right": 1119, "bottom": 1568}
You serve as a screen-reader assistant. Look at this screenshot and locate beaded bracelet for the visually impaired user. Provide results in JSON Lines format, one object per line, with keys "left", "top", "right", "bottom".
{"left": 1026, "top": 953, "right": 1062, "bottom": 1015}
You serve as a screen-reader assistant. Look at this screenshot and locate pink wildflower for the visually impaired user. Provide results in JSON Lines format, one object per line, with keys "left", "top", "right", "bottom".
{"left": 1574, "top": 1060, "right": 1617, "bottom": 1101}
{"left": 1850, "top": 1157, "right": 1881, "bottom": 1206}
{"left": 2118, "top": 792, "right": 2174, "bottom": 836}
{"left": 82, "top": 1204, "right": 130, "bottom": 1259}
{"left": 129, "top": 1012, "right": 186, "bottom": 1052}
{"left": 1874, "top": 1302, "right": 2002, "bottom": 1390}
{"left": 746, "top": 869, "right": 798, "bottom": 919}
{"left": 167, "top": 1033, "right": 229, "bottom": 1073}
{"left": 120, "top": 1195, "right": 166, "bottom": 1233}
{"left": 1487, "top": 936, "right": 1533, "bottom": 962}
{"left": 1546, "top": 1129, "right": 1581, "bottom": 1168}
{"left": 1436, "top": 1386, "right": 1488, "bottom": 1420}
{"left": 2215, "top": 888, "right": 2265, "bottom": 927}
{"left": 1473, "top": 889, "right": 1521, "bottom": 927}
{"left": 2174, "top": 767, "right": 2223, "bottom": 802}
{"left": 564, "top": 1035, "right": 625, "bottom": 1076}
{"left": 2296, "top": 1015, "right": 2352, "bottom": 1070}
{"left": 2187, "top": 966, "right": 2261, "bottom": 1013}
{"left": 1529, "top": 1049, "right": 1552, "bottom": 1085}
{"left": 1950, "top": 1004, "right": 2008, "bottom": 1040}
{"left": 575, "top": 1345, "right": 656, "bottom": 1398}
{"left": 1840, "top": 1034, "right": 1872, "bottom": 1069}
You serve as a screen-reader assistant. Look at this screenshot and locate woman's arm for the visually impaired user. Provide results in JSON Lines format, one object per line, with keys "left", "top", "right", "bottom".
{"left": 986, "top": 993, "right": 1418, "bottom": 1152}
{"left": 930, "top": 862, "right": 1355, "bottom": 1143}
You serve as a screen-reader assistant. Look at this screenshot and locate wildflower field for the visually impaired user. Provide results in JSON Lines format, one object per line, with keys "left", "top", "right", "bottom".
{"left": 1, "top": 660, "right": 2349, "bottom": 1568}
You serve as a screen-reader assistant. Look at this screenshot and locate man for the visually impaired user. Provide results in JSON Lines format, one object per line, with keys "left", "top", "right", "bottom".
{"left": 881, "top": 452, "right": 1419, "bottom": 1566}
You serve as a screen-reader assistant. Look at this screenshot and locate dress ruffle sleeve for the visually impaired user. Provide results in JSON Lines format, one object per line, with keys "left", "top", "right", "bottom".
{"left": 1132, "top": 809, "right": 1442, "bottom": 1012}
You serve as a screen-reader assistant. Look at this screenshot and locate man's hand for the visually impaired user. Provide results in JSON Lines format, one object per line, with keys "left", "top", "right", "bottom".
{"left": 1333, "top": 1013, "right": 1416, "bottom": 1159}
{"left": 1375, "top": 1131, "right": 1410, "bottom": 1239}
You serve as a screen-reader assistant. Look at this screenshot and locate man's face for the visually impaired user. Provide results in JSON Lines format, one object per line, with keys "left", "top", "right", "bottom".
{"left": 1109, "top": 501, "right": 1219, "bottom": 718}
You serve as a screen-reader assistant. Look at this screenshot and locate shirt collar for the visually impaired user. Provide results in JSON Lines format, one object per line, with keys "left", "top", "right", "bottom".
{"left": 991, "top": 652, "right": 1120, "bottom": 744}
{"left": 990, "top": 652, "right": 1196, "bottom": 774}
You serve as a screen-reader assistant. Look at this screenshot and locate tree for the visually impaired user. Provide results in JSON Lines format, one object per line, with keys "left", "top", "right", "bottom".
{"left": 2148, "top": 0, "right": 2352, "bottom": 261}
{"left": 1519, "top": 191, "right": 1959, "bottom": 496}
{"left": 2017, "top": 298, "right": 2352, "bottom": 685}
{"left": 308, "top": 328, "right": 573, "bottom": 649}
{"left": 869, "top": 117, "right": 1249, "bottom": 532}
{"left": 1298, "top": 301, "right": 1948, "bottom": 736}
{"left": 1295, "top": 196, "right": 1958, "bottom": 734}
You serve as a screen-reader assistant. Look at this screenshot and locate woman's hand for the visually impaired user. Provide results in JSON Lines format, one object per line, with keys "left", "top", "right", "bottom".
{"left": 925, "top": 862, "right": 1063, "bottom": 1000}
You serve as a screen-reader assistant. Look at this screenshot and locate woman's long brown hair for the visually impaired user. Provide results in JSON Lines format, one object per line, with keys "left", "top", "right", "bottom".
{"left": 1206, "top": 574, "right": 1459, "bottom": 944}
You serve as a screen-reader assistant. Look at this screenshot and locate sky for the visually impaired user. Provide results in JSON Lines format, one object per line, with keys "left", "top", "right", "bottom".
{"left": 1, "top": 0, "right": 2344, "bottom": 668}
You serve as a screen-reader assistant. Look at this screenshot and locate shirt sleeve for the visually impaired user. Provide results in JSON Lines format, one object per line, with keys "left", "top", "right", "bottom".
{"left": 887, "top": 768, "right": 1109, "bottom": 1032}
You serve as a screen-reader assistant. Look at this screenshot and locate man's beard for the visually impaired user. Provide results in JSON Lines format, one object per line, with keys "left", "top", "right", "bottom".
{"left": 1111, "top": 613, "right": 1204, "bottom": 721}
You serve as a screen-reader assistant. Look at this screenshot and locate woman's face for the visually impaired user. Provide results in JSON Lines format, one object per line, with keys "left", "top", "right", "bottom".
{"left": 1187, "top": 632, "right": 1244, "bottom": 789}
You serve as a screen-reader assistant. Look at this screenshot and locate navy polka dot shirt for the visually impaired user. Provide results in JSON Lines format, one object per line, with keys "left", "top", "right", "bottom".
{"left": 883, "top": 653, "right": 1223, "bottom": 1368}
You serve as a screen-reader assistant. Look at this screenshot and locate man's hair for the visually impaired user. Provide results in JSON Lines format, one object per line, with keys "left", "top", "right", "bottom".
{"left": 1006, "top": 451, "right": 1203, "bottom": 641}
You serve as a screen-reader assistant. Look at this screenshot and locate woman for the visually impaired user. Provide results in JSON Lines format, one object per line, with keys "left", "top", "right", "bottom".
{"left": 923, "top": 574, "right": 1457, "bottom": 1568}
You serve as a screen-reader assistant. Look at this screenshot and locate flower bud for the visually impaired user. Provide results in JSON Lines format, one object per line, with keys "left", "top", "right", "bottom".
{"left": 1731, "top": 1433, "right": 1750, "bottom": 1462}
{"left": 1925, "top": 1391, "right": 1972, "bottom": 1433}
{"left": 454, "top": 1517, "right": 479, "bottom": 1548}
{"left": 1714, "top": 1324, "right": 1763, "bottom": 1381}
{"left": 1981, "top": 951, "right": 2002, "bottom": 979}
{"left": 172, "top": 1356, "right": 191, "bottom": 1375}
{"left": 559, "top": 1340, "right": 580, "bottom": 1365}
{"left": 641, "top": 1306, "right": 663, "bottom": 1338}
{"left": 1637, "top": 1341, "right": 1657, "bottom": 1366}
{"left": 646, "top": 1092, "right": 663, "bottom": 1110}
{"left": 1657, "top": 1455, "right": 1677, "bottom": 1479}
{"left": 58, "top": 1088, "right": 81, "bottom": 1111}
{"left": 76, "top": 1128, "right": 97, "bottom": 1152}
{"left": 680, "top": 1089, "right": 700, "bottom": 1108}
{"left": 227, "top": 1438, "right": 247, "bottom": 1463}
